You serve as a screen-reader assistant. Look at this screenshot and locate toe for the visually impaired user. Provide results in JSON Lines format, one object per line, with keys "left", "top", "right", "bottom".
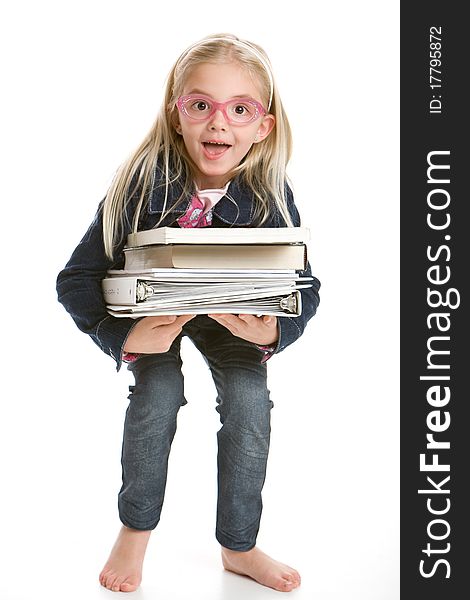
{"left": 112, "top": 575, "right": 125, "bottom": 591}
{"left": 284, "top": 566, "right": 300, "bottom": 585}
{"left": 281, "top": 579, "right": 296, "bottom": 592}
{"left": 106, "top": 572, "right": 119, "bottom": 590}
{"left": 99, "top": 568, "right": 109, "bottom": 586}
{"left": 282, "top": 572, "right": 300, "bottom": 591}
{"left": 121, "top": 580, "right": 138, "bottom": 592}
{"left": 102, "top": 571, "right": 111, "bottom": 588}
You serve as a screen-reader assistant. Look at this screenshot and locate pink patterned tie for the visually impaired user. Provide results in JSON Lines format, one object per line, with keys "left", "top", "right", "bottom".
{"left": 177, "top": 195, "right": 213, "bottom": 228}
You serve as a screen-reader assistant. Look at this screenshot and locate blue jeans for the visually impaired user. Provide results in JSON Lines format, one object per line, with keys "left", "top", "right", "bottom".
{"left": 118, "top": 315, "right": 273, "bottom": 551}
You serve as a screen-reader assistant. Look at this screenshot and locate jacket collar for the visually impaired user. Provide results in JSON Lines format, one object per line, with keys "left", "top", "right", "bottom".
{"left": 147, "top": 165, "right": 255, "bottom": 226}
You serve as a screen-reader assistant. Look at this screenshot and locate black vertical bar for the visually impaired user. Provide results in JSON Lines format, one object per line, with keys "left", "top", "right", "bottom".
{"left": 401, "top": 3, "right": 469, "bottom": 598}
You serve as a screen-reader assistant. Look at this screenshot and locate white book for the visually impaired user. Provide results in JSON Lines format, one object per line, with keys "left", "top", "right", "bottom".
{"left": 106, "top": 268, "right": 306, "bottom": 281}
{"left": 127, "top": 226, "right": 310, "bottom": 247}
{"left": 123, "top": 243, "right": 307, "bottom": 270}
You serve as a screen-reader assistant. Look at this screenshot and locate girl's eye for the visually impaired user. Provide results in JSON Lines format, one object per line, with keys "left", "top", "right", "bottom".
{"left": 230, "top": 102, "right": 256, "bottom": 119}
{"left": 234, "top": 104, "right": 248, "bottom": 114}
{"left": 192, "top": 100, "right": 210, "bottom": 112}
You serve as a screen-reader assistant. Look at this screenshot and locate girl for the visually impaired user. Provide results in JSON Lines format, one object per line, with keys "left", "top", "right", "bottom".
{"left": 57, "top": 33, "right": 320, "bottom": 594}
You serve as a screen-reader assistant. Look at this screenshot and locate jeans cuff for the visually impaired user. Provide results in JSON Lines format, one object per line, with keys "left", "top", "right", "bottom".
{"left": 216, "top": 530, "right": 257, "bottom": 552}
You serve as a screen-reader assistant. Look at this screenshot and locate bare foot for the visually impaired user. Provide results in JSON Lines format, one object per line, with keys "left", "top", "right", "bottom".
{"left": 99, "top": 525, "right": 152, "bottom": 592}
{"left": 221, "top": 546, "right": 301, "bottom": 592}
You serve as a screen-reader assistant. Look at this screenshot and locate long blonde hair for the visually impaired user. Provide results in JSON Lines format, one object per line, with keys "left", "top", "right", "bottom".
{"left": 102, "top": 33, "right": 294, "bottom": 259}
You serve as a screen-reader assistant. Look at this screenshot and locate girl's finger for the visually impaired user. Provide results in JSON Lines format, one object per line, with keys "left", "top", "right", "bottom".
{"left": 165, "top": 314, "right": 196, "bottom": 332}
{"left": 213, "top": 314, "right": 238, "bottom": 326}
{"left": 216, "top": 316, "right": 236, "bottom": 330}
{"left": 262, "top": 315, "right": 276, "bottom": 326}
{"left": 147, "top": 315, "right": 178, "bottom": 327}
{"left": 237, "top": 314, "right": 256, "bottom": 324}
{"left": 176, "top": 314, "right": 197, "bottom": 324}
{"left": 213, "top": 315, "right": 241, "bottom": 335}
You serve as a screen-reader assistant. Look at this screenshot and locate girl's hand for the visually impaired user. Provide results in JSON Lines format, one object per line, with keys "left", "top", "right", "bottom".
{"left": 207, "top": 314, "right": 278, "bottom": 346}
{"left": 123, "top": 315, "right": 196, "bottom": 354}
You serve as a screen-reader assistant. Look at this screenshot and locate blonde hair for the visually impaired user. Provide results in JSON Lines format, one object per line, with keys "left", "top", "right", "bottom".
{"left": 102, "top": 33, "right": 294, "bottom": 259}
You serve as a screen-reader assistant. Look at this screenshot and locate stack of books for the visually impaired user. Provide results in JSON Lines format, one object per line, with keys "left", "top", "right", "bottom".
{"left": 102, "top": 227, "right": 313, "bottom": 318}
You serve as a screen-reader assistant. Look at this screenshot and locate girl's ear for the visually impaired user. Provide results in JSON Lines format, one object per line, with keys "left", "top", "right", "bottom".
{"left": 174, "top": 120, "right": 183, "bottom": 135}
{"left": 170, "top": 110, "right": 183, "bottom": 134}
{"left": 253, "top": 114, "right": 275, "bottom": 143}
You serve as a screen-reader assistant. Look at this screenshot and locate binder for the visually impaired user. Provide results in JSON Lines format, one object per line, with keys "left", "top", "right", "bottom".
{"left": 106, "top": 291, "right": 302, "bottom": 317}
{"left": 102, "top": 275, "right": 306, "bottom": 317}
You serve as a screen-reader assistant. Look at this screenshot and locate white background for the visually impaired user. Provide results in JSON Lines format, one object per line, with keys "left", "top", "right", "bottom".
{"left": 0, "top": 1, "right": 399, "bottom": 599}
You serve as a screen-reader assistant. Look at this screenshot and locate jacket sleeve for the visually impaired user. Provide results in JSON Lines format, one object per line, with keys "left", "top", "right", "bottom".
{"left": 273, "top": 185, "right": 321, "bottom": 355}
{"left": 56, "top": 201, "right": 140, "bottom": 371}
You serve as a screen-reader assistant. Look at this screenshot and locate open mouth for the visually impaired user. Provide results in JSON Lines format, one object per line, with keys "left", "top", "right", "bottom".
{"left": 202, "top": 141, "right": 232, "bottom": 157}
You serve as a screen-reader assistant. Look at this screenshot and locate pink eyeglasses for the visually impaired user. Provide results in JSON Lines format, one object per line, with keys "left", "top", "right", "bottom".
{"left": 177, "top": 94, "right": 267, "bottom": 125}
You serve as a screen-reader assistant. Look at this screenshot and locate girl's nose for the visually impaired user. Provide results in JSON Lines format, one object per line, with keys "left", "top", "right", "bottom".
{"left": 208, "top": 108, "right": 228, "bottom": 130}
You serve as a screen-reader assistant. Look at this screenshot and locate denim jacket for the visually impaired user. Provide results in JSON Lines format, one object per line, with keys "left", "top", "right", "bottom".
{"left": 56, "top": 167, "right": 321, "bottom": 371}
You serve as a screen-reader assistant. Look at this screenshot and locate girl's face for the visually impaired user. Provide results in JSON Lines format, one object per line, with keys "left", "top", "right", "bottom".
{"left": 175, "top": 62, "right": 275, "bottom": 189}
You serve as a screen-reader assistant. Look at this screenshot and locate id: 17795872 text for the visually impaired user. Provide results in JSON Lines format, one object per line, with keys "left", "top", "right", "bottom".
{"left": 429, "top": 26, "right": 442, "bottom": 114}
